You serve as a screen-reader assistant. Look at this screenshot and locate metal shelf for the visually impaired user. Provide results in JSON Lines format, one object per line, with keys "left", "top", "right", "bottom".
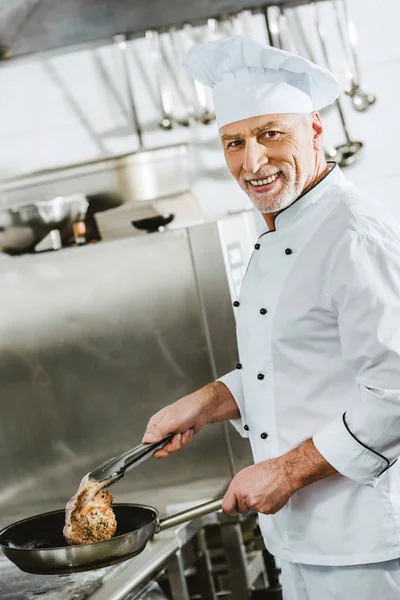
{"left": 0, "top": 0, "right": 327, "bottom": 61}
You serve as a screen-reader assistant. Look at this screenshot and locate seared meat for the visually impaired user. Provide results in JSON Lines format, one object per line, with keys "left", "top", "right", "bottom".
{"left": 63, "top": 474, "right": 117, "bottom": 545}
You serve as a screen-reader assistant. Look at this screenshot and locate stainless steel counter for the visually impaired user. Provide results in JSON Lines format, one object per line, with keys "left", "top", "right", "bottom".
{"left": 0, "top": 495, "right": 224, "bottom": 600}
{"left": 0, "top": 529, "right": 180, "bottom": 600}
{"left": 0, "top": 555, "right": 108, "bottom": 600}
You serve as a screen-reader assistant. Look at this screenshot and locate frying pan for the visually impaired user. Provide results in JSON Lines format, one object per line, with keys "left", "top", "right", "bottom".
{"left": 0, "top": 497, "right": 223, "bottom": 575}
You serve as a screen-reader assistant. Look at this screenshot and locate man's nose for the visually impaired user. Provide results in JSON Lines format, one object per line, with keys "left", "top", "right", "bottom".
{"left": 243, "top": 140, "right": 268, "bottom": 174}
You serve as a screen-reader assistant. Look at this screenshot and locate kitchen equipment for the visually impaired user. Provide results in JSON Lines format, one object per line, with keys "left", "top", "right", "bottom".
{"left": 132, "top": 213, "right": 175, "bottom": 234}
{"left": 324, "top": 102, "right": 363, "bottom": 167}
{"left": 146, "top": 30, "right": 174, "bottom": 131}
{"left": 0, "top": 433, "right": 224, "bottom": 574}
{"left": 34, "top": 229, "right": 62, "bottom": 252}
{"left": 183, "top": 24, "right": 215, "bottom": 125}
{"left": 168, "top": 27, "right": 197, "bottom": 123}
{"left": 0, "top": 144, "right": 190, "bottom": 215}
{"left": 313, "top": 1, "right": 363, "bottom": 168}
{"left": 0, "top": 497, "right": 224, "bottom": 575}
{"left": 115, "top": 34, "right": 144, "bottom": 148}
{"left": 265, "top": 6, "right": 284, "bottom": 49}
{"left": 332, "top": 0, "right": 376, "bottom": 112}
{"left": 88, "top": 434, "right": 174, "bottom": 486}
{"left": 159, "top": 33, "right": 191, "bottom": 127}
{"left": 0, "top": 193, "right": 89, "bottom": 253}
{"left": 263, "top": 6, "right": 273, "bottom": 45}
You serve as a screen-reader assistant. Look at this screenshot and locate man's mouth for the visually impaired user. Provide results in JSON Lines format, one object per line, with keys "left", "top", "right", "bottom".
{"left": 246, "top": 172, "right": 281, "bottom": 191}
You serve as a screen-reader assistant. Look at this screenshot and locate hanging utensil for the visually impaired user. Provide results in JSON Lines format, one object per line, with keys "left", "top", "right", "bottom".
{"left": 313, "top": 1, "right": 363, "bottom": 168}
{"left": 114, "top": 35, "right": 144, "bottom": 148}
{"left": 158, "top": 33, "right": 190, "bottom": 127}
{"left": 290, "top": 9, "right": 318, "bottom": 62}
{"left": 288, "top": 8, "right": 334, "bottom": 119}
{"left": 263, "top": 6, "right": 273, "bottom": 46}
{"left": 265, "top": 6, "right": 284, "bottom": 49}
{"left": 183, "top": 24, "right": 215, "bottom": 125}
{"left": 146, "top": 30, "right": 174, "bottom": 130}
{"left": 332, "top": 0, "right": 376, "bottom": 112}
{"left": 236, "top": 10, "right": 255, "bottom": 38}
{"left": 277, "top": 6, "right": 293, "bottom": 52}
{"left": 167, "top": 27, "right": 196, "bottom": 125}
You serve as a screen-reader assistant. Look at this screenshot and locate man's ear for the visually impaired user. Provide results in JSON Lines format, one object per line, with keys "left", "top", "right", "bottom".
{"left": 310, "top": 112, "right": 324, "bottom": 150}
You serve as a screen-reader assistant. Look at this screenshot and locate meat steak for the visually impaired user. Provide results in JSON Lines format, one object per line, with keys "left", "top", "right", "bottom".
{"left": 63, "top": 474, "right": 117, "bottom": 545}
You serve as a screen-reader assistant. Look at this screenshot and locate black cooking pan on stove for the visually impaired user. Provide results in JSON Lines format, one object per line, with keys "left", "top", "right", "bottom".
{"left": 0, "top": 497, "right": 223, "bottom": 575}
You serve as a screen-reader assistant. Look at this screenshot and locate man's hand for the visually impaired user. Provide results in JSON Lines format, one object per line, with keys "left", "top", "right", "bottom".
{"left": 223, "top": 439, "right": 337, "bottom": 515}
{"left": 142, "top": 381, "right": 239, "bottom": 458}
{"left": 222, "top": 458, "right": 295, "bottom": 515}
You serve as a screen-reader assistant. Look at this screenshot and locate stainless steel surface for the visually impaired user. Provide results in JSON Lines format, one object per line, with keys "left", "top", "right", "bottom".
{"left": 196, "top": 528, "right": 217, "bottom": 600}
{"left": 0, "top": 0, "right": 327, "bottom": 61}
{"left": 220, "top": 523, "right": 249, "bottom": 600}
{"left": 0, "top": 498, "right": 223, "bottom": 575}
{"left": 0, "top": 144, "right": 190, "bottom": 208}
{"left": 166, "top": 550, "right": 190, "bottom": 600}
{"left": 88, "top": 434, "right": 174, "bottom": 485}
{"left": 188, "top": 224, "right": 239, "bottom": 477}
{"left": 0, "top": 213, "right": 255, "bottom": 592}
{"left": 88, "top": 535, "right": 180, "bottom": 600}
{"left": 0, "top": 220, "right": 250, "bottom": 527}
{"left": 158, "top": 498, "right": 223, "bottom": 533}
{"left": 0, "top": 552, "right": 108, "bottom": 600}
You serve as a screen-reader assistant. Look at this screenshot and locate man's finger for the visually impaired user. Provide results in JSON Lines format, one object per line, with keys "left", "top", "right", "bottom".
{"left": 153, "top": 449, "right": 169, "bottom": 458}
{"left": 222, "top": 490, "right": 239, "bottom": 515}
{"left": 142, "top": 422, "right": 168, "bottom": 444}
{"left": 181, "top": 429, "right": 194, "bottom": 446}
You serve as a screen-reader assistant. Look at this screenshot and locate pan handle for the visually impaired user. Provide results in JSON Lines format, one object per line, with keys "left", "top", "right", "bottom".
{"left": 157, "top": 497, "right": 224, "bottom": 533}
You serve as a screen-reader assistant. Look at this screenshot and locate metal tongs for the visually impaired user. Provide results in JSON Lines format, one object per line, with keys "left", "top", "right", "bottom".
{"left": 88, "top": 433, "right": 174, "bottom": 487}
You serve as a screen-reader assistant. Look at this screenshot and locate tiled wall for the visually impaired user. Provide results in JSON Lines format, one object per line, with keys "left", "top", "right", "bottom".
{"left": 0, "top": 0, "right": 398, "bottom": 217}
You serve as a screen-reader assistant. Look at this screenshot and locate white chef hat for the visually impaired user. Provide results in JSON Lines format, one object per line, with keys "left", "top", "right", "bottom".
{"left": 184, "top": 35, "right": 340, "bottom": 129}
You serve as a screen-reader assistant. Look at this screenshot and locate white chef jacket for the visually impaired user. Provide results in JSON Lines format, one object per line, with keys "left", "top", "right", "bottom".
{"left": 219, "top": 164, "right": 400, "bottom": 566}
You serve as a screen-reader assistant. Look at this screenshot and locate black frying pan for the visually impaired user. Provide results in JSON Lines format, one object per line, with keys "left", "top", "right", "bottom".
{"left": 0, "top": 498, "right": 223, "bottom": 575}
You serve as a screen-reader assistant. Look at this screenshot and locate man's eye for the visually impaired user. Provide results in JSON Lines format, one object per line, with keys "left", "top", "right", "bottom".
{"left": 263, "top": 131, "right": 279, "bottom": 139}
{"left": 227, "top": 140, "right": 243, "bottom": 149}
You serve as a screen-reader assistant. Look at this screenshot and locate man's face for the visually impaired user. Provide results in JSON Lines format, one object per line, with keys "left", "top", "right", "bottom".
{"left": 220, "top": 113, "right": 324, "bottom": 214}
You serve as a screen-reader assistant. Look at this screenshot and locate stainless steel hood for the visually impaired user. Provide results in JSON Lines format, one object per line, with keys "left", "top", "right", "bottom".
{"left": 0, "top": 0, "right": 324, "bottom": 60}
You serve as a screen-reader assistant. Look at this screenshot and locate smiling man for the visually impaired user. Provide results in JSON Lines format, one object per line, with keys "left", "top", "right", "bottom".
{"left": 143, "top": 36, "right": 400, "bottom": 599}
{"left": 220, "top": 113, "right": 326, "bottom": 222}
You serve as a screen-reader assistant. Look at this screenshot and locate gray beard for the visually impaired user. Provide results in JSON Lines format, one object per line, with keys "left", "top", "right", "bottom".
{"left": 246, "top": 181, "right": 302, "bottom": 214}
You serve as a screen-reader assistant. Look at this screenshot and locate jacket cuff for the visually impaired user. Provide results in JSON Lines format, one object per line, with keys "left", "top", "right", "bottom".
{"left": 313, "top": 413, "right": 389, "bottom": 486}
{"left": 217, "top": 370, "right": 249, "bottom": 438}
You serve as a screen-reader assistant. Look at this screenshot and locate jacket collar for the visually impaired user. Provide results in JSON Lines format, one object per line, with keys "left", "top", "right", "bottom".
{"left": 263, "top": 162, "right": 346, "bottom": 232}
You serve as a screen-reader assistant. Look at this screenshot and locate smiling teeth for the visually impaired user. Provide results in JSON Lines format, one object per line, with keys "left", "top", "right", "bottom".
{"left": 251, "top": 173, "right": 279, "bottom": 186}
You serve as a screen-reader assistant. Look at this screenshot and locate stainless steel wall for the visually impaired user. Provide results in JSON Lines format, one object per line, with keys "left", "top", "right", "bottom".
{"left": 0, "top": 221, "right": 252, "bottom": 527}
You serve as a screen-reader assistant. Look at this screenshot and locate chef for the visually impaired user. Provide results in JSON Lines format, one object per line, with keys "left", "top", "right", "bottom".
{"left": 143, "top": 36, "right": 400, "bottom": 599}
